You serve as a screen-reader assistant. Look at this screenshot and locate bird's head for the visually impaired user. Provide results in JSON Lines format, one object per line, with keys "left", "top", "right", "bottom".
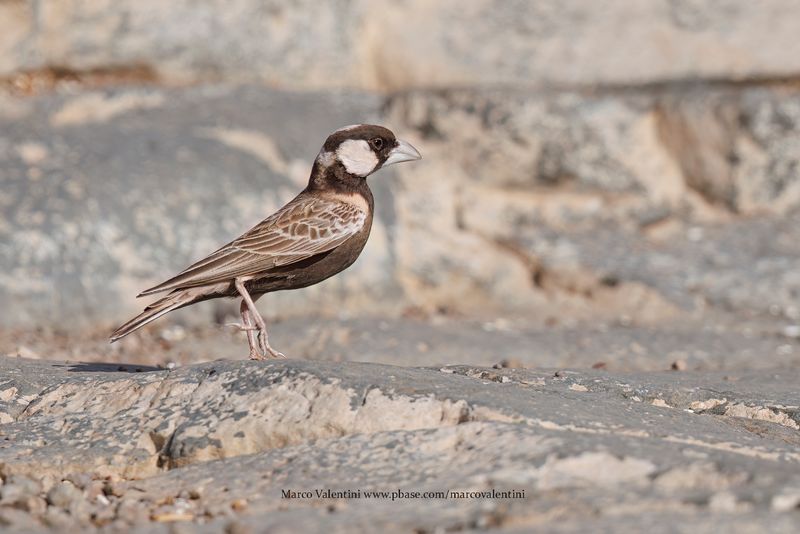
{"left": 314, "top": 124, "right": 422, "bottom": 180}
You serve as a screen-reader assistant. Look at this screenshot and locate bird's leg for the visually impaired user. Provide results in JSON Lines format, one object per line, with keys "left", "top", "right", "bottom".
{"left": 240, "top": 300, "right": 263, "bottom": 360}
{"left": 223, "top": 299, "right": 262, "bottom": 359}
{"left": 234, "top": 278, "right": 285, "bottom": 359}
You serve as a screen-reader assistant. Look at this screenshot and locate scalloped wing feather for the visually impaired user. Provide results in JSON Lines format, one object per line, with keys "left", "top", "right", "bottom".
{"left": 138, "top": 195, "right": 367, "bottom": 295}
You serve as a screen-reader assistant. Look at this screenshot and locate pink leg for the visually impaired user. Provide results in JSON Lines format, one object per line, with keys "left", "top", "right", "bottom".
{"left": 240, "top": 300, "right": 263, "bottom": 360}
{"left": 234, "top": 278, "right": 285, "bottom": 359}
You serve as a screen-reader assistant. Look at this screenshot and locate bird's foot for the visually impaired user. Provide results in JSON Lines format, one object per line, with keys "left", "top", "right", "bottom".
{"left": 247, "top": 346, "right": 284, "bottom": 360}
{"left": 258, "top": 332, "right": 286, "bottom": 359}
{"left": 248, "top": 348, "right": 267, "bottom": 361}
{"left": 266, "top": 347, "right": 286, "bottom": 359}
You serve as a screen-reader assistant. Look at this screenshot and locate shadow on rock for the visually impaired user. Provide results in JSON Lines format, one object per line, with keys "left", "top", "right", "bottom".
{"left": 58, "top": 362, "right": 164, "bottom": 373}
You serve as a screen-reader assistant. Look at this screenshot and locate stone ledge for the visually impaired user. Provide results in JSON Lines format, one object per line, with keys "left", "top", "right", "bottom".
{"left": 3, "top": 1, "right": 800, "bottom": 91}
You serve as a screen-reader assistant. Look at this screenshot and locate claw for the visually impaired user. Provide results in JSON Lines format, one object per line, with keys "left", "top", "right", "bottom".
{"left": 265, "top": 345, "right": 286, "bottom": 359}
{"left": 255, "top": 328, "right": 284, "bottom": 359}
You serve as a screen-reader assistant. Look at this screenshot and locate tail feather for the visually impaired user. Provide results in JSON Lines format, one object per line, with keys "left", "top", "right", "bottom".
{"left": 110, "top": 291, "right": 197, "bottom": 343}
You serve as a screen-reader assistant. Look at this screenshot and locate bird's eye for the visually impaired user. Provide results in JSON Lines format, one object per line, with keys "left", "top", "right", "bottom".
{"left": 371, "top": 138, "right": 384, "bottom": 150}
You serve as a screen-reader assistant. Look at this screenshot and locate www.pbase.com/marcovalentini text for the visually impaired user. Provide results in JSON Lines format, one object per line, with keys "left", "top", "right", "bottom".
{"left": 281, "top": 488, "right": 526, "bottom": 501}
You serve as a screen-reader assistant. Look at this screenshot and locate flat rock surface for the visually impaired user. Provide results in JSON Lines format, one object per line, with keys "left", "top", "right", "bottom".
{"left": 0, "top": 355, "right": 799, "bottom": 532}
{"left": 3, "top": 315, "right": 799, "bottom": 373}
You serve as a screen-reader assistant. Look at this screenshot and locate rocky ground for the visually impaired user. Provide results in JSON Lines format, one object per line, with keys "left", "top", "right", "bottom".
{"left": 1, "top": 355, "right": 799, "bottom": 533}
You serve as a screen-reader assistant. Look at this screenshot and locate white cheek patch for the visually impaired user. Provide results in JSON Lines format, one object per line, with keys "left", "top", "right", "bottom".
{"left": 336, "top": 139, "right": 378, "bottom": 176}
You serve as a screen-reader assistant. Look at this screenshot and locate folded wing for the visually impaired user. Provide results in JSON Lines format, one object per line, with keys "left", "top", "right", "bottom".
{"left": 139, "top": 194, "right": 367, "bottom": 296}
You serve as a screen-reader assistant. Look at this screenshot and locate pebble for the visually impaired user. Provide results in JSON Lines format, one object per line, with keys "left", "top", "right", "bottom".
{"left": 1, "top": 475, "right": 42, "bottom": 504}
{"left": 19, "top": 495, "right": 47, "bottom": 515}
{"left": 86, "top": 479, "right": 106, "bottom": 500}
{"left": 771, "top": 492, "right": 800, "bottom": 512}
{"left": 670, "top": 360, "right": 687, "bottom": 371}
{"left": 231, "top": 498, "right": 248, "bottom": 511}
{"left": 38, "top": 474, "right": 57, "bottom": 494}
{"left": 0, "top": 508, "right": 41, "bottom": 529}
{"left": 709, "top": 491, "right": 742, "bottom": 512}
{"left": 151, "top": 510, "right": 194, "bottom": 523}
{"left": 160, "top": 325, "right": 187, "bottom": 342}
{"left": 782, "top": 325, "right": 800, "bottom": 339}
{"left": 64, "top": 472, "right": 93, "bottom": 490}
{"left": 46, "top": 481, "right": 83, "bottom": 509}
{"left": 180, "top": 487, "right": 210, "bottom": 504}
{"left": 43, "top": 507, "right": 73, "bottom": 529}
{"left": 104, "top": 479, "right": 128, "bottom": 498}
{"left": 205, "top": 502, "right": 235, "bottom": 517}
{"left": 492, "top": 358, "right": 523, "bottom": 369}
{"left": 116, "top": 498, "right": 151, "bottom": 524}
{"left": 92, "top": 501, "right": 117, "bottom": 526}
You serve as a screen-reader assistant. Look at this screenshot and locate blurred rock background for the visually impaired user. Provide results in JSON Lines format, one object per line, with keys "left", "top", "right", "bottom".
{"left": 1, "top": 0, "right": 799, "bottom": 369}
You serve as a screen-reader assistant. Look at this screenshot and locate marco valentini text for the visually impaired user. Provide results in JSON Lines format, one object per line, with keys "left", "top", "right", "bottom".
{"left": 281, "top": 488, "right": 526, "bottom": 501}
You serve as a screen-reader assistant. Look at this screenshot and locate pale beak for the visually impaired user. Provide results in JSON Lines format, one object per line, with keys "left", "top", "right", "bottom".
{"left": 383, "top": 139, "right": 422, "bottom": 167}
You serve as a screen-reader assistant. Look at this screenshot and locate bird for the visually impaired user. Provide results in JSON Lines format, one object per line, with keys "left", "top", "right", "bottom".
{"left": 110, "top": 124, "right": 421, "bottom": 359}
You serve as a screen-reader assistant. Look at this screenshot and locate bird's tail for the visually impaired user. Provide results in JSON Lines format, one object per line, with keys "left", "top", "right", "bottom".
{"left": 110, "top": 290, "right": 197, "bottom": 343}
